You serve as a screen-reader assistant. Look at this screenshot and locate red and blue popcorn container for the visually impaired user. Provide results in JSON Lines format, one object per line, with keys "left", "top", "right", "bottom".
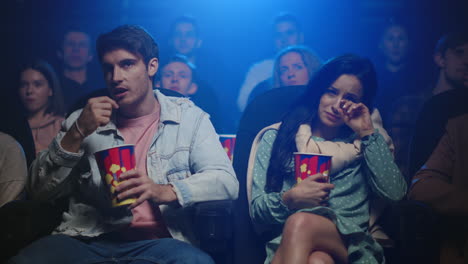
{"left": 94, "top": 144, "right": 137, "bottom": 207}
{"left": 293, "top": 152, "right": 332, "bottom": 183}
{"left": 219, "top": 134, "right": 236, "bottom": 161}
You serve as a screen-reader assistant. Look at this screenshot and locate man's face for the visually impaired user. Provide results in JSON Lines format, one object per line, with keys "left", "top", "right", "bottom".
{"left": 274, "top": 21, "right": 303, "bottom": 51}
{"left": 380, "top": 25, "right": 409, "bottom": 64}
{"left": 101, "top": 49, "right": 158, "bottom": 110}
{"left": 160, "top": 62, "right": 197, "bottom": 96}
{"left": 61, "top": 32, "right": 93, "bottom": 70}
{"left": 171, "top": 22, "right": 201, "bottom": 56}
{"left": 437, "top": 43, "right": 468, "bottom": 89}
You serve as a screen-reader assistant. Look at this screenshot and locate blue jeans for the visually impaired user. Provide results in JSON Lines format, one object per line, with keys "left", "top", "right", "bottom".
{"left": 8, "top": 234, "right": 214, "bottom": 264}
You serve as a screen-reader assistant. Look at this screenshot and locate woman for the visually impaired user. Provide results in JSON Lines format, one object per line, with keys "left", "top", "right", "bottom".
{"left": 248, "top": 46, "right": 322, "bottom": 104}
{"left": 250, "top": 54, "right": 406, "bottom": 263}
{"left": 18, "top": 60, "right": 65, "bottom": 154}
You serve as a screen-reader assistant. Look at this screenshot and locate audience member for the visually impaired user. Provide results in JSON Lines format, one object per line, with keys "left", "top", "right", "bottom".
{"left": 237, "top": 13, "right": 304, "bottom": 112}
{"left": 0, "top": 132, "right": 27, "bottom": 207}
{"left": 247, "top": 45, "right": 322, "bottom": 104}
{"left": 157, "top": 54, "right": 223, "bottom": 131}
{"left": 18, "top": 60, "right": 65, "bottom": 154}
{"left": 409, "top": 113, "right": 468, "bottom": 264}
{"left": 409, "top": 31, "right": 468, "bottom": 177}
{"left": 374, "top": 21, "right": 430, "bottom": 179}
{"left": 166, "top": 16, "right": 226, "bottom": 90}
{"left": 8, "top": 25, "right": 238, "bottom": 263}
{"left": 249, "top": 55, "right": 406, "bottom": 263}
{"left": 374, "top": 21, "right": 429, "bottom": 123}
{"left": 166, "top": 15, "right": 232, "bottom": 131}
{"left": 57, "top": 27, "right": 104, "bottom": 112}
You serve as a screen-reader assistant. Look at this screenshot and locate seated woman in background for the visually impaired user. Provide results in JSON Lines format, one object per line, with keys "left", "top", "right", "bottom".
{"left": 18, "top": 60, "right": 65, "bottom": 154}
{"left": 247, "top": 45, "right": 322, "bottom": 104}
{"left": 249, "top": 54, "right": 406, "bottom": 264}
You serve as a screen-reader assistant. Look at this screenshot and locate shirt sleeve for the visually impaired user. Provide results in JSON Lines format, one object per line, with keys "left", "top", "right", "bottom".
{"left": 27, "top": 111, "right": 84, "bottom": 201}
{"left": 250, "top": 129, "right": 293, "bottom": 225}
{"left": 408, "top": 125, "right": 468, "bottom": 216}
{"left": 361, "top": 131, "right": 407, "bottom": 202}
{"left": 170, "top": 112, "right": 239, "bottom": 207}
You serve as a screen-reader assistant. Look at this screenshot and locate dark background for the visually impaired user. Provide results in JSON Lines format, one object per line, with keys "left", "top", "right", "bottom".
{"left": 1, "top": 0, "right": 467, "bottom": 127}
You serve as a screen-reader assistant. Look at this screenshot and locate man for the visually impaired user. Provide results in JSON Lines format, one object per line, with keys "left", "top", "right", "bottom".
{"left": 237, "top": 13, "right": 304, "bottom": 112}
{"left": 432, "top": 32, "right": 468, "bottom": 95}
{"left": 168, "top": 16, "right": 202, "bottom": 65}
{"left": 166, "top": 16, "right": 231, "bottom": 130}
{"left": 409, "top": 114, "right": 468, "bottom": 264}
{"left": 409, "top": 31, "right": 468, "bottom": 178}
{"left": 57, "top": 27, "right": 104, "bottom": 112}
{"left": 158, "top": 55, "right": 199, "bottom": 96}
{"left": 157, "top": 55, "right": 223, "bottom": 132}
{"left": 9, "top": 25, "right": 238, "bottom": 263}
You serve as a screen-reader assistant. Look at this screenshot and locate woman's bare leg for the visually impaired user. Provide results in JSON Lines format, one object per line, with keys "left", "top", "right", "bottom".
{"left": 271, "top": 212, "right": 348, "bottom": 264}
{"left": 308, "top": 251, "right": 334, "bottom": 264}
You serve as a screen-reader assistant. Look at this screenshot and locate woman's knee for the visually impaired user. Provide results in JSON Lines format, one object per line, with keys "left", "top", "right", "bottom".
{"left": 308, "top": 251, "right": 334, "bottom": 264}
{"left": 283, "top": 212, "right": 324, "bottom": 238}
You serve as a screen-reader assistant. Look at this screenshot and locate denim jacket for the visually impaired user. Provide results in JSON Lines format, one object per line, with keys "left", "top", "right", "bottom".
{"left": 28, "top": 90, "right": 239, "bottom": 245}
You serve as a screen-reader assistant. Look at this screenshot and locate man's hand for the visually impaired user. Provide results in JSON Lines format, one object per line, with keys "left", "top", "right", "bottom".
{"left": 282, "top": 173, "right": 334, "bottom": 210}
{"left": 115, "top": 168, "right": 178, "bottom": 209}
{"left": 77, "top": 96, "right": 119, "bottom": 137}
{"left": 61, "top": 96, "right": 119, "bottom": 153}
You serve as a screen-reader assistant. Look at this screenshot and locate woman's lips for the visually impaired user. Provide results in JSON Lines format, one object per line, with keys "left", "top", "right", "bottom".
{"left": 326, "top": 112, "right": 340, "bottom": 121}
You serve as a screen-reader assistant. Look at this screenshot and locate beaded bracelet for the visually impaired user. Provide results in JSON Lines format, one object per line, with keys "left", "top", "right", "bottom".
{"left": 74, "top": 120, "right": 86, "bottom": 138}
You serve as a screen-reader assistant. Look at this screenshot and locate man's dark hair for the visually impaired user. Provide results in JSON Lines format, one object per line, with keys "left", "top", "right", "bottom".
{"left": 169, "top": 15, "right": 199, "bottom": 37}
{"left": 96, "top": 25, "right": 159, "bottom": 65}
{"left": 273, "top": 12, "right": 302, "bottom": 32}
{"left": 163, "top": 54, "right": 198, "bottom": 83}
{"left": 434, "top": 31, "right": 468, "bottom": 55}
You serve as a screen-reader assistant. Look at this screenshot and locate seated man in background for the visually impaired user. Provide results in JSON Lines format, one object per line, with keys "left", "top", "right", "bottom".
{"left": 157, "top": 54, "right": 223, "bottom": 132}
{"left": 409, "top": 31, "right": 468, "bottom": 178}
{"left": 56, "top": 26, "right": 104, "bottom": 113}
{"left": 9, "top": 24, "right": 238, "bottom": 264}
{"left": 409, "top": 113, "right": 468, "bottom": 264}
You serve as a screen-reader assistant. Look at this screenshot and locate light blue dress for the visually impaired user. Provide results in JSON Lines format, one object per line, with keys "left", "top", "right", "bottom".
{"left": 251, "top": 129, "right": 407, "bottom": 264}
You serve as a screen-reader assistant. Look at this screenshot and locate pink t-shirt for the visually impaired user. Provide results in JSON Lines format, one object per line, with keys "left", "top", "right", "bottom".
{"left": 116, "top": 104, "right": 171, "bottom": 240}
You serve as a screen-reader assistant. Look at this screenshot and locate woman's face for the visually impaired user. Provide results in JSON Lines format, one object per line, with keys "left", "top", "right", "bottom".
{"left": 279, "top": 51, "right": 310, "bottom": 86}
{"left": 317, "top": 74, "right": 363, "bottom": 128}
{"left": 19, "top": 69, "right": 52, "bottom": 114}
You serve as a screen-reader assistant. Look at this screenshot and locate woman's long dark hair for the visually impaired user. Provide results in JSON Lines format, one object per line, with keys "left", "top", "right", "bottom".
{"left": 265, "top": 54, "right": 378, "bottom": 192}
{"left": 19, "top": 59, "right": 65, "bottom": 117}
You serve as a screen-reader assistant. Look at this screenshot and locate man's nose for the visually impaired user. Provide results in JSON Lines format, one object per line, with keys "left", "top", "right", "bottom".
{"left": 112, "top": 67, "right": 123, "bottom": 82}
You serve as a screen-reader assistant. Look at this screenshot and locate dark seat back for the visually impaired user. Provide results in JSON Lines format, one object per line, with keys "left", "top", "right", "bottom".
{"left": 232, "top": 85, "right": 306, "bottom": 264}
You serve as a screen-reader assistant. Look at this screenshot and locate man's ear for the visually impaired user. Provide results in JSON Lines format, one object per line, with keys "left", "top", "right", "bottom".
{"left": 187, "top": 82, "right": 198, "bottom": 95}
{"left": 434, "top": 52, "right": 446, "bottom": 68}
{"left": 147, "top": 58, "right": 159, "bottom": 78}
